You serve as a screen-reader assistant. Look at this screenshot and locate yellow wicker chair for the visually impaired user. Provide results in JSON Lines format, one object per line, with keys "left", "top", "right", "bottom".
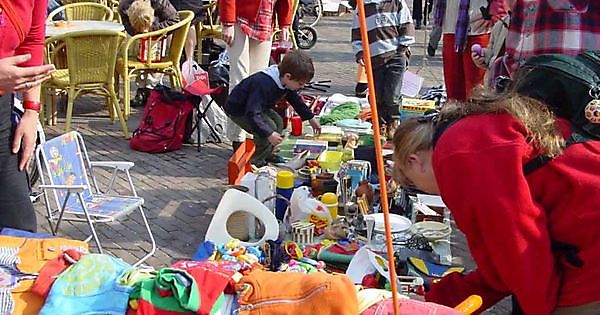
{"left": 195, "top": 1, "right": 222, "bottom": 63}
{"left": 116, "top": 10, "right": 194, "bottom": 119}
{"left": 43, "top": 30, "right": 129, "bottom": 137}
{"left": 47, "top": 2, "right": 114, "bottom": 22}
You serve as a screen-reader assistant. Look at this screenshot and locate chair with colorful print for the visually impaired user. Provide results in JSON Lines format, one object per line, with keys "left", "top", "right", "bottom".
{"left": 35, "top": 131, "right": 156, "bottom": 266}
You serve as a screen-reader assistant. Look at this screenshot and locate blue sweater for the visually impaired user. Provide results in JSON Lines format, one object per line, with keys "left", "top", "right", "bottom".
{"left": 225, "top": 65, "right": 314, "bottom": 137}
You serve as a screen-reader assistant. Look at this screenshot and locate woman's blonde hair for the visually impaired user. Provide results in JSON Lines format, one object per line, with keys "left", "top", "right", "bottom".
{"left": 128, "top": 0, "right": 154, "bottom": 33}
{"left": 392, "top": 87, "right": 566, "bottom": 185}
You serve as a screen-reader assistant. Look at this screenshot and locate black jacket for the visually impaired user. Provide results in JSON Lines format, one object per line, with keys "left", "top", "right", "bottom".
{"left": 225, "top": 68, "right": 314, "bottom": 137}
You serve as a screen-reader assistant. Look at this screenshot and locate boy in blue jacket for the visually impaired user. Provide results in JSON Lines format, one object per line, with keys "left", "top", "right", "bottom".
{"left": 225, "top": 50, "right": 321, "bottom": 167}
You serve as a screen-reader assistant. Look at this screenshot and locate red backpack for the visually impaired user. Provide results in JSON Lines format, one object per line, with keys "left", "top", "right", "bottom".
{"left": 130, "top": 85, "right": 194, "bottom": 153}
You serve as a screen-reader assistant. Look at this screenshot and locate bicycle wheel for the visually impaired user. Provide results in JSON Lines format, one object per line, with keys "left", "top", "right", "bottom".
{"left": 298, "top": 0, "right": 323, "bottom": 28}
{"left": 295, "top": 26, "right": 317, "bottom": 50}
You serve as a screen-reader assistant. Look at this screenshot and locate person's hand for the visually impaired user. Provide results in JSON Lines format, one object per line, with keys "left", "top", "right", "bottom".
{"left": 357, "top": 57, "right": 365, "bottom": 66}
{"left": 221, "top": 24, "right": 234, "bottom": 46}
{"left": 471, "top": 52, "right": 487, "bottom": 69}
{"left": 309, "top": 117, "right": 321, "bottom": 135}
{"left": 12, "top": 110, "right": 38, "bottom": 171}
{"left": 0, "top": 55, "right": 55, "bottom": 93}
{"left": 280, "top": 26, "right": 290, "bottom": 42}
{"left": 268, "top": 131, "right": 283, "bottom": 146}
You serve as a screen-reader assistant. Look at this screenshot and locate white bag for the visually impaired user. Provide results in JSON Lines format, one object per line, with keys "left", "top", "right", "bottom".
{"left": 181, "top": 60, "right": 209, "bottom": 87}
{"left": 287, "top": 186, "right": 332, "bottom": 230}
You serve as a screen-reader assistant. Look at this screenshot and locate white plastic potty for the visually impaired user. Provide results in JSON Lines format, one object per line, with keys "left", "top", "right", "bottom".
{"left": 205, "top": 189, "right": 279, "bottom": 247}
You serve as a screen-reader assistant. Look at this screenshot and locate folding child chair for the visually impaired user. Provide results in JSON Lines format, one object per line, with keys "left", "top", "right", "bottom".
{"left": 35, "top": 131, "right": 156, "bottom": 266}
{"left": 184, "top": 78, "right": 225, "bottom": 151}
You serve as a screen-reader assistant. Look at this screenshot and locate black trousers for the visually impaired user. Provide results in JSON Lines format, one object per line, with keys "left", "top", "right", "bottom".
{"left": 0, "top": 93, "right": 36, "bottom": 232}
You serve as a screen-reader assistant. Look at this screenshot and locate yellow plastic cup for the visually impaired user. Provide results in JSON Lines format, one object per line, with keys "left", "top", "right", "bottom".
{"left": 318, "top": 192, "right": 338, "bottom": 220}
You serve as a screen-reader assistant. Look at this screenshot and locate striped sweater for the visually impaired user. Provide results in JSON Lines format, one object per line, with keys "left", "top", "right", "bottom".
{"left": 351, "top": 0, "right": 414, "bottom": 67}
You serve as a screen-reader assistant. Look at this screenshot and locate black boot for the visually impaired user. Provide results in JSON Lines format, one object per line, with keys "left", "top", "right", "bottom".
{"left": 232, "top": 141, "right": 244, "bottom": 153}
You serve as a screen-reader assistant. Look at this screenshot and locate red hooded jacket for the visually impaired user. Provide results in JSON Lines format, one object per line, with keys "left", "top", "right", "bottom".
{"left": 425, "top": 113, "right": 600, "bottom": 314}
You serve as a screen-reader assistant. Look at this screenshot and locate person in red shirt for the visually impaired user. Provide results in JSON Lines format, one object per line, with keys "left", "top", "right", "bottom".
{"left": 0, "top": 0, "right": 55, "bottom": 232}
{"left": 391, "top": 88, "right": 600, "bottom": 314}
{"left": 218, "top": 0, "right": 294, "bottom": 152}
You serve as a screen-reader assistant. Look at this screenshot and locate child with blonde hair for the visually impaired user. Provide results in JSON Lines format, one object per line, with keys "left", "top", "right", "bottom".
{"left": 127, "top": 0, "right": 154, "bottom": 33}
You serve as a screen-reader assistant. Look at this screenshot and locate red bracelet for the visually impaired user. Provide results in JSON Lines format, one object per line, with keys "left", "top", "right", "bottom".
{"left": 23, "top": 100, "right": 41, "bottom": 113}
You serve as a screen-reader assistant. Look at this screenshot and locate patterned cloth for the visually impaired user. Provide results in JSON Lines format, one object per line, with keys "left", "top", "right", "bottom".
{"left": 237, "top": 0, "right": 276, "bottom": 41}
{"left": 0, "top": 247, "right": 31, "bottom": 315}
{"left": 505, "top": 0, "right": 600, "bottom": 71}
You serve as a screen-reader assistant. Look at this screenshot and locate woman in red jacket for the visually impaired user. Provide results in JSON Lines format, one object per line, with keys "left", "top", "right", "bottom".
{"left": 218, "top": 0, "right": 294, "bottom": 152}
{"left": 0, "top": 0, "right": 55, "bottom": 232}
{"left": 391, "top": 89, "right": 600, "bottom": 314}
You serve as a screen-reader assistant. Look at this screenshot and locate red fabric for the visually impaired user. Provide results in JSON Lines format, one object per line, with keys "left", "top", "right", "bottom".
{"left": 499, "top": 0, "right": 600, "bottom": 71}
{"left": 218, "top": 0, "right": 293, "bottom": 28}
{"left": 0, "top": 0, "right": 47, "bottom": 67}
{"left": 170, "top": 261, "right": 237, "bottom": 315}
{"left": 31, "top": 248, "right": 84, "bottom": 298}
{"left": 237, "top": 0, "right": 276, "bottom": 41}
{"left": 441, "top": 34, "right": 489, "bottom": 101}
{"left": 426, "top": 113, "right": 600, "bottom": 314}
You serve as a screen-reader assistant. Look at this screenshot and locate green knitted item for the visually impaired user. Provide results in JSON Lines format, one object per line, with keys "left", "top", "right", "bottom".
{"left": 319, "top": 101, "right": 361, "bottom": 125}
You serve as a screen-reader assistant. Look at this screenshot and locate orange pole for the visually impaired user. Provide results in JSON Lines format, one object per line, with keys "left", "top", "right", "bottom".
{"left": 355, "top": 0, "right": 400, "bottom": 314}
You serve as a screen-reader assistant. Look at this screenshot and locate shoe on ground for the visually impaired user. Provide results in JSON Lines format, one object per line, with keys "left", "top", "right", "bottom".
{"left": 427, "top": 44, "right": 436, "bottom": 57}
{"left": 415, "top": 20, "right": 423, "bottom": 30}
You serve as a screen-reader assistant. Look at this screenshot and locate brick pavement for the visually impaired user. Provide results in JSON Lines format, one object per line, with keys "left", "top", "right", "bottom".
{"left": 34, "top": 14, "right": 509, "bottom": 313}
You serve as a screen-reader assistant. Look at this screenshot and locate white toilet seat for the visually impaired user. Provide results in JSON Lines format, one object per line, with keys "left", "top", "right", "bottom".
{"left": 205, "top": 189, "right": 279, "bottom": 247}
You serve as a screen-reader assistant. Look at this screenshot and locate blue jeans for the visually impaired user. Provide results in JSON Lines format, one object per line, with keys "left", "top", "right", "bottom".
{"left": 373, "top": 51, "right": 408, "bottom": 123}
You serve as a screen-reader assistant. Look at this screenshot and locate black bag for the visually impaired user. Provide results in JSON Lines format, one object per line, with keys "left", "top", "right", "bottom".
{"left": 513, "top": 50, "right": 600, "bottom": 173}
{"left": 434, "top": 51, "right": 600, "bottom": 174}
{"left": 515, "top": 50, "right": 600, "bottom": 140}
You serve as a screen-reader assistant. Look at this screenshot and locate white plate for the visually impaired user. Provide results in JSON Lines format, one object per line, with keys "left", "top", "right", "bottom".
{"left": 365, "top": 213, "right": 412, "bottom": 234}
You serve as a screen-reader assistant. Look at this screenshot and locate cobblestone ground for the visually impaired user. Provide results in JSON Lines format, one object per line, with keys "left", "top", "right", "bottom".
{"left": 34, "top": 14, "right": 509, "bottom": 313}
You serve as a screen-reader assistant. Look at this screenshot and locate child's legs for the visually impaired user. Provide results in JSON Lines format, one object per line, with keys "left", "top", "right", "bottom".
{"left": 463, "top": 34, "right": 490, "bottom": 99}
{"left": 227, "top": 24, "right": 251, "bottom": 143}
{"left": 380, "top": 53, "right": 407, "bottom": 122}
{"left": 229, "top": 110, "right": 281, "bottom": 165}
{"left": 442, "top": 34, "right": 467, "bottom": 101}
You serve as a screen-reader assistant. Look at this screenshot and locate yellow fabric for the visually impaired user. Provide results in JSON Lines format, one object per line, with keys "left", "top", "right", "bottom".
{"left": 0, "top": 235, "right": 88, "bottom": 315}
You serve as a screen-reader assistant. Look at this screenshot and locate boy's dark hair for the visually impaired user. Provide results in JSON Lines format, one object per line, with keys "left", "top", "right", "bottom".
{"left": 278, "top": 50, "right": 315, "bottom": 82}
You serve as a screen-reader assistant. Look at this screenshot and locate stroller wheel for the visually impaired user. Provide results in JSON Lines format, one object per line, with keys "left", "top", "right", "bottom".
{"left": 295, "top": 26, "right": 317, "bottom": 50}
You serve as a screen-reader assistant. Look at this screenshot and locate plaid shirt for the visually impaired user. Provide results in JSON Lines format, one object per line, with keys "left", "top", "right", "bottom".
{"left": 505, "top": 0, "right": 600, "bottom": 70}
{"left": 237, "top": 0, "right": 276, "bottom": 41}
